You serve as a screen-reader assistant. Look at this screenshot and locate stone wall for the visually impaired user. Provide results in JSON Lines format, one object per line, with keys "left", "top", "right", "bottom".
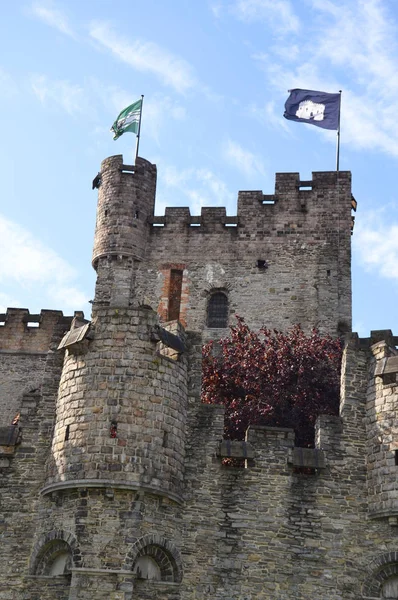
{"left": 0, "top": 309, "right": 73, "bottom": 425}
{"left": 135, "top": 169, "right": 353, "bottom": 337}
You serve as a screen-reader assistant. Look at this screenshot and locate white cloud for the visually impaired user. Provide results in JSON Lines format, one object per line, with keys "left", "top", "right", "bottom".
{"left": 250, "top": 100, "right": 291, "bottom": 133}
{"left": 223, "top": 139, "right": 266, "bottom": 178}
{"left": 30, "top": 74, "right": 89, "bottom": 116}
{"left": 0, "top": 215, "right": 88, "bottom": 311}
{"left": 353, "top": 210, "right": 398, "bottom": 280}
{"left": 247, "top": 0, "right": 398, "bottom": 158}
{"left": 0, "top": 293, "right": 22, "bottom": 313}
{"left": 232, "top": 0, "right": 300, "bottom": 34}
{"left": 29, "top": 1, "right": 75, "bottom": 37}
{"left": 89, "top": 21, "right": 197, "bottom": 94}
{"left": 159, "top": 165, "right": 234, "bottom": 214}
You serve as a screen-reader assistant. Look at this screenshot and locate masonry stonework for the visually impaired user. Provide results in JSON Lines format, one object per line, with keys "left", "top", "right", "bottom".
{"left": 1, "top": 154, "right": 397, "bottom": 599}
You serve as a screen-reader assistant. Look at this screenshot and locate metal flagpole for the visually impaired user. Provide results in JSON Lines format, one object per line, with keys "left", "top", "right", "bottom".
{"left": 135, "top": 95, "right": 144, "bottom": 164}
{"left": 336, "top": 90, "right": 342, "bottom": 172}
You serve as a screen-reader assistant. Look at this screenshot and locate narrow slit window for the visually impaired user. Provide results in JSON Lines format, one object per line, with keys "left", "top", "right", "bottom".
{"left": 207, "top": 292, "right": 228, "bottom": 328}
{"left": 168, "top": 270, "right": 183, "bottom": 321}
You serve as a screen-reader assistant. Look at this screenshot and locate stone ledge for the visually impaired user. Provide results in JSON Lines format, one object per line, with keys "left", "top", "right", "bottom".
{"left": 71, "top": 568, "right": 132, "bottom": 575}
{"left": 40, "top": 479, "right": 183, "bottom": 505}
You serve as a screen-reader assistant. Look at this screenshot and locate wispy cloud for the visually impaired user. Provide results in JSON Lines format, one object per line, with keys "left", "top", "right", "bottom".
{"left": 232, "top": 0, "right": 300, "bottom": 34}
{"left": 159, "top": 165, "right": 234, "bottom": 214}
{"left": 353, "top": 209, "right": 398, "bottom": 281}
{"left": 0, "top": 215, "right": 88, "bottom": 311}
{"left": 223, "top": 139, "right": 266, "bottom": 178}
{"left": 87, "top": 80, "right": 186, "bottom": 144}
{"left": 89, "top": 21, "right": 197, "bottom": 94}
{"left": 250, "top": 100, "right": 291, "bottom": 133}
{"left": 30, "top": 74, "right": 89, "bottom": 116}
{"left": 29, "top": 1, "right": 75, "bottom": 37}
{"left": 0, "top": 293, "right": 22, "bottom": 313}
{"left": 246, "top": 0, "right": 398, "bottom": 158}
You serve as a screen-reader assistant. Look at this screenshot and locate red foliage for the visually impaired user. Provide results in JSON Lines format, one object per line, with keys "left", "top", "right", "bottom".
{"left": 202, "top": 317, "right": 342, "bottom": 447}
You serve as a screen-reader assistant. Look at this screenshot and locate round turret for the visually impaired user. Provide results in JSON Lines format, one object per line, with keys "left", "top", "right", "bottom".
{"left": 92, "top": 155, "right": 156, "bottom": 266}
{"left": 91, "top": 155, "right": 157, "bottom": 306}
{"left": 44, "top": 306, "right": 188, "bottom": 502}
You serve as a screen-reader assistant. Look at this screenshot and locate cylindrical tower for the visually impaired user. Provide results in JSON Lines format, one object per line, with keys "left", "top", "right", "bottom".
{"left": 92, "top": 154, "right": 157, "bottom": 306}
{"left": 36, "top": 157, "right": 188, "bottom": 591}
{"left": 45, "top": 305, "right": 188, "bottom": 503}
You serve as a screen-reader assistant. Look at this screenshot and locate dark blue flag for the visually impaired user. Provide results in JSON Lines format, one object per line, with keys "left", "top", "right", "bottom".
{"left": 284, "top": 89, "right": 340, "bottom": 130}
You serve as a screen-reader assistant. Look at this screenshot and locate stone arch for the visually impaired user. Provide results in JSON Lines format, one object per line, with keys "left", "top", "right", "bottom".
{"left": 124, "top": 534, "right": 183, "bottom": 583}
{"left": 29, "top": 529, "right": 82, "bottom": 575}
{"left": 362, "top": 552, "right": 398, "bottom": 598}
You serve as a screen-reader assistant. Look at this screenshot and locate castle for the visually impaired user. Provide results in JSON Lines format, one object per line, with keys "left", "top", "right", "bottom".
{"left": 0, "top": 154, "right": 398, "bottom": 600}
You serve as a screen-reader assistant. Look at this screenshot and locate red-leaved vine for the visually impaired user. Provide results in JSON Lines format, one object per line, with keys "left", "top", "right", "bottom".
{"left": 202, "top": 317, "right": 342, "bottom": 447}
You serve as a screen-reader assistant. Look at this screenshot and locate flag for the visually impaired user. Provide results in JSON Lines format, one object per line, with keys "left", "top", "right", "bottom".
{"left": 111, "top": 99, "right": 142, "bottom": 140}
{"left": 284, "top": 89, "right": 340, "bottom": 130}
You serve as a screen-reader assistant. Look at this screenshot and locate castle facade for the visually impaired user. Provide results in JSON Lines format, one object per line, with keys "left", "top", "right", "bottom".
{"left": 0, "top": 155, "right": 397, "bottom": 599}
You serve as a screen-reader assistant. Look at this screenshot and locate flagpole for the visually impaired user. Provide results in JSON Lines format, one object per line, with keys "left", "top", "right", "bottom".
{"left": 135, "top": 94, "right": 144, "bottom": 164}
{"left": 336, "top": 90, "right": 342, "bottom": 172}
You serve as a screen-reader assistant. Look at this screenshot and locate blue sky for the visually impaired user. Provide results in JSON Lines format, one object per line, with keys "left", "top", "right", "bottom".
{"left": 1, "top": 0, "right": 398, "bottom": 337}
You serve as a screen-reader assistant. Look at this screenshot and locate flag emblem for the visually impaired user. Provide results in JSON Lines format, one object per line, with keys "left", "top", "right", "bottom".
{"left": 284, "top": 89, "right": 340, "bottom": 130}
{"left": 111, "top": 99, "right": 142, "bottom": 140}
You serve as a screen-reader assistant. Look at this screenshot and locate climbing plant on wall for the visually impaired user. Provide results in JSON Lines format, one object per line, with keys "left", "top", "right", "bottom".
{"left": 202, "top": 317, "right": 343, "bottom": 447}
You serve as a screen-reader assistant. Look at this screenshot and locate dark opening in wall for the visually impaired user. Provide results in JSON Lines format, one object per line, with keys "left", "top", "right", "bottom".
{"left": 257, "top": 259, "right": 268, "bottom": 269}
{"left": 207, "top": 292, "right": 228, "bottom": 328}
{"left": 110, "top": 421, "right": 117, "bottom": 438}
{"left": 168, "top": 270, "right": 183, "bottom": 321}
{"left": 395, "top": 450, "right": 398, "bottom": 466}
{"left": 64, "top": 425, "right": 70, "bottom": 441}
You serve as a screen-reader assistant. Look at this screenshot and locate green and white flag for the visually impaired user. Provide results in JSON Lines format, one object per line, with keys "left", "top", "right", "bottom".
{"left": 111, "top": 99, "right": 142, "bottom": 140}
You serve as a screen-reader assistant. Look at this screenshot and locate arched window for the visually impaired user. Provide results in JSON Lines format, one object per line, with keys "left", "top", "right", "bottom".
{"left": 132, "top": 544, "right": 178, "bottom": 582}
{"left": 207, "top": 292, "right": 228, "bottom": 328}
{"left": 383, "top": 575, "right": 398, "bottom": 598}
{"left": 33, "top": 540, "right": 72, "bottom": 575}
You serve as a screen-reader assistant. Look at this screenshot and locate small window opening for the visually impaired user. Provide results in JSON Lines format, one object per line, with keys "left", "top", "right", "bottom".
{"left": 327, "top": 269, "right": 331, "bottom": 276}
{"left": 64, "top": 425, "right": 70, "bottom": 441}
{"left": 104, "top": 209, "right": 108, "bottom": 217}
{"left": 27, "top": 322, "right": 40, "bottom": 328}
{"left": 134, "top": 210, "right": 139, "bottom": 219}
{"left": 257, "top": 259, "right": 268, "bottom": 269}
{"left": 395, "top": 450, "right": 398, "bottom": 466}
{"left": 110, "top": 421, "right": 117, "bottom": 438}
{"left": 168, "top": 270, "right": 183, "bottom": 321}
{"left": 163, "top": 431, "right": 168, "bottom": 448}
{"left": 207, "top": 292, "right": 228, "bottom": 328}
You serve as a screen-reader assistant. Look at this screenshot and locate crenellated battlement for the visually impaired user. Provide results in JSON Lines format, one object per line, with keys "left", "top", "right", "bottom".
{"left": 150, "top": 170, "right": 355, "bottom": 234}
{"left": 0, "top": 308, "right": 77, "bottom": 353}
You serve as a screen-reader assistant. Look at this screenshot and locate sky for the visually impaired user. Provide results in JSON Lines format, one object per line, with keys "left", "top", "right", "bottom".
{"left": 1, "top": 0, "right": 398, "bottom": 338}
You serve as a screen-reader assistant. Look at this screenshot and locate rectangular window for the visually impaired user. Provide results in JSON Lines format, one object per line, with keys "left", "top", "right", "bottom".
{"left": 168, "top": 269, "right": 183, "bottom": 321}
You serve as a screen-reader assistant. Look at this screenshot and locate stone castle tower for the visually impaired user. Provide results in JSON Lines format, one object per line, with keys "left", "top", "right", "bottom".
{"left": 1, "top": 155, "right": 398, "bottom": 600}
